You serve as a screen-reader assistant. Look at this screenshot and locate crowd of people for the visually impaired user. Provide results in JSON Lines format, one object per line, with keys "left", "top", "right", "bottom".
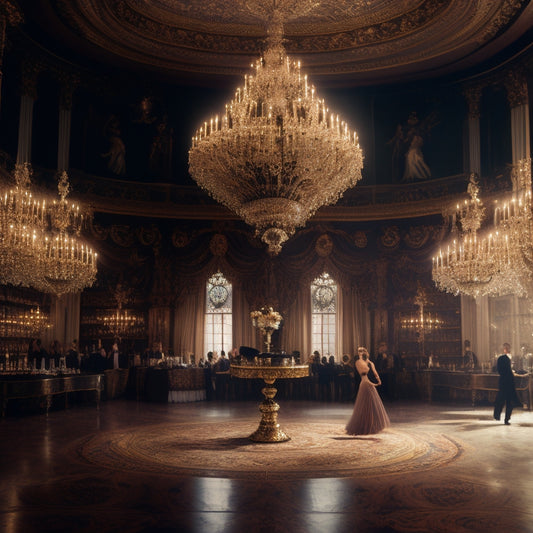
{"left": 26, "top": 338, "right": 130, "bottom": 372}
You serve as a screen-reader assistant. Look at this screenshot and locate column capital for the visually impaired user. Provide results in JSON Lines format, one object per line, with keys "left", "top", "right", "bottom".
{"left": 57, "top": 71, "right": 80, "bottom": 110}
{"left": 0, "top": 1, "right": 24, "bottom": 27}
{"left": 463, "top": 84, "right": 483, "bottom": 119}
{"left": 20, "top": 58, "right": 43, "bottom": 99}
{"left": 504, "top": 70, "right": 528, "bottom": 108}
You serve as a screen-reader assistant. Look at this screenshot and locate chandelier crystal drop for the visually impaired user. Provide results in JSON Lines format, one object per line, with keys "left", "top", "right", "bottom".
{"left": 188, "top": 11, "right": 363, "bottom": 255}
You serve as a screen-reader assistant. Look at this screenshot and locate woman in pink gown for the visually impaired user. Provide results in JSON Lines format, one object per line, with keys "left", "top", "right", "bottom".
{"left": 346, "top": 346, "right": 390, "bottom": 435}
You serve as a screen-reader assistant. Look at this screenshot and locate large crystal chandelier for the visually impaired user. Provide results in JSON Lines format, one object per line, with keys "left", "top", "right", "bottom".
{"left": 0, "top": 164, "right": 97, "bottom": 295}
{"left": 433, "top": 162, "right": 532, "bottom": 298}
{"left": 188, "top": 8, "right": 363, "bottom": 255}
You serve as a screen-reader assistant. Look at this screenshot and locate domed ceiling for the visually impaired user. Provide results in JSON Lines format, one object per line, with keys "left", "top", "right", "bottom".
{"left": 15, "top": 0, "right": 533, "bottom": 87}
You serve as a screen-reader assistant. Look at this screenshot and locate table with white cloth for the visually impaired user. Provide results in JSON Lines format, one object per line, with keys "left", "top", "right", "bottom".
{"left": 167, "top": 367, "right": 206, "bottom": 403}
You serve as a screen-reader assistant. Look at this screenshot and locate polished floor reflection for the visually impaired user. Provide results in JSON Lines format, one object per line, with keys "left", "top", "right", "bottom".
{"left": 1, "top": 399, "right": 533, "bottom": 533}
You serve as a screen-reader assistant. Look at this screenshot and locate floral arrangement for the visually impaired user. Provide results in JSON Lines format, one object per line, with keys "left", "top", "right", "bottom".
{"left": 250, "top": 306, "right": 283, "bottom": 331}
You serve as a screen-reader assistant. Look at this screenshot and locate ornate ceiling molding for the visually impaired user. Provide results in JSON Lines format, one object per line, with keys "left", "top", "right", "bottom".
{"left": 18, "top": 0, "right": 532, "bottom": 86}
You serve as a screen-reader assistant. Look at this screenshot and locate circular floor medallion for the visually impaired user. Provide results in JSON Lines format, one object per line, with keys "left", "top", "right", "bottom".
{"left": 71, "top": 420, "right": 463, "bottom": 479}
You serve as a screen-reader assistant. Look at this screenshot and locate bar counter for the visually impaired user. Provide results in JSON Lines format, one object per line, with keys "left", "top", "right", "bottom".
{"left": 0, "top": 373, "right": 104, "bottom": 416}
{"left": 426, "top": 370, "right": 532, "bottom": 408}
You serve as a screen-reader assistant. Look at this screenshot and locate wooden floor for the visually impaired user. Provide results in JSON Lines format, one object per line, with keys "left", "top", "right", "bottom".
{"left": 1, "top": 397, "right": 533, "bottom": 533}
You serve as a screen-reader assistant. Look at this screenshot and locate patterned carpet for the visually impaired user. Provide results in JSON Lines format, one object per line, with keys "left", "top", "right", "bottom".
{"left": 70, "top": 419, "right": 463, "bottom": 479}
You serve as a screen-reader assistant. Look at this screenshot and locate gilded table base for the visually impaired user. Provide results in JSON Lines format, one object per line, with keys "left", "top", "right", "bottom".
{"left": 249, "top": 384, "right": 289, "bottom": 442}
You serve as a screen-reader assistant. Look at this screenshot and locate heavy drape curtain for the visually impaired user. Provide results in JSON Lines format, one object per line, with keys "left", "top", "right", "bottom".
{"left": 282, "top": 283, "right": 312, "bottom": 358}
{"left": 340, "top": 285, "right": 370, "bottom": 357}
{"left": 232, "top": 281, "right": 256, "bottom": 351}
{"left": 173, "top": 286, "right": 205, "bottom": 358}
{"left": 48, "top": 293, "right": 80, "bottom": 350}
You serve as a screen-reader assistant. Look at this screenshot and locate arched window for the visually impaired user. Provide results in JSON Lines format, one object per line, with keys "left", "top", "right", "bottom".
{"left": 205, "top": 272, "right": 232, "bottom": 354}
{"left": 311, "top": 272, "right": 337, "bottom": 357}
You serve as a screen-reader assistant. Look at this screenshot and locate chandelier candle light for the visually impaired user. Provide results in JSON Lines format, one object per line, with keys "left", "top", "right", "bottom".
{"left": 251, "top": 306, "right": 283, "bottom": 353}
{"left": 189, "top": 9, "right": 363, "bottom": 255}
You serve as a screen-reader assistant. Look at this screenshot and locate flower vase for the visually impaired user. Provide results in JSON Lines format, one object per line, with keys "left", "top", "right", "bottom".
{"left": 264, "top": 327, "right": 273, "bottom": 353}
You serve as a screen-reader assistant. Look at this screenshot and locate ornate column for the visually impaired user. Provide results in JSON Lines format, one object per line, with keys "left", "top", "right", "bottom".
{"left": 17, "top": 59, "right": 41, "bottom": 164}
{"left": 504, "top": 70, "right": 530, "bottom": 163}
{"left": 0, "top": 2, "right": 23, "bottom": 113}
{"left": 461, "top": 84, "right": 489, "bottom": 361}
{"left": 504, "top": 70, "right": 530, "bottom": 356}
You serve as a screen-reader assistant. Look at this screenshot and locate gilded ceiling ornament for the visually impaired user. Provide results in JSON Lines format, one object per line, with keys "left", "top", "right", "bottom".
{"left": 380, "top": 226, "right": 400, "bottom": 248}
{"left": 209, "top": 234, "right": 228, "bottom": 257}
{"left": 353, "top": 230, "right": 368, "bottom": 248}
{"left": 315, "top": 234, "right": 333, "bottom": 257}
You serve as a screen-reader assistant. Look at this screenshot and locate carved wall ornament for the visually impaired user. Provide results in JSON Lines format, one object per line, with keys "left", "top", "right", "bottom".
{"left": 137, "top": 225, "right": 162, "bottom": 247}
{"left": 172, "top": 229, "right": 189, "bottom": 248}
{"left": 404, "top": 225, "right": 431, "bottom": 249}
{"left": 89, "top": 219, "right": 110, "bottom": 241}
{"left": 209, "top": 233, "right": 228, "bottom": 257}
{"left": 353, "top": 230, "right": 368, "bottom": 248}
{"left": 380, "top": 226, "right": 400, "bottom": 248}
{"left": 315, "top": 234, "right": 333, "bottom": 257}
{"left": 110, "top": 225, "right": 135, "bottom": 247}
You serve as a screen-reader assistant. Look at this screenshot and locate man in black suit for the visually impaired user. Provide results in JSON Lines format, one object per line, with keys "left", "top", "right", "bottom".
{"left": 494, "top": 343, "right": 521, "bottom": 425}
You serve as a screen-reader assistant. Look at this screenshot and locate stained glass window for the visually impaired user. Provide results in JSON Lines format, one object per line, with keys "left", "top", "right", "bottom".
{"left": 205, "top": 272, "right": 232, "bottom": 354}
{"left": 311, "top": 272, "right": 337, "bottom": 357}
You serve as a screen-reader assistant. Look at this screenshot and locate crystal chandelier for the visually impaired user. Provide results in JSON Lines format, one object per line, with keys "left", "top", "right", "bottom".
{"left": 0, "top": 164, "right": 97, "bottom": 295}
{"left": 401, "top": 285, "right": 443, "bottom": 332}
{"left": 188, "top": 9, "right": 363, "bottom": 255}
{"left": 433, "top": 163, "right": 532, "bottom": 298}
{"left": 102, "top": 284, "right": 145, "bottom": 340}
{"left": 0, "top": 305, "right": 52, "bottom": 338}
{"left": 35, "top": 171, "right": 97, "bottom": 296}
{"left": 0, "top": 163, "right": 47, "bottom": 288}
{"left": 493, "top": 158, "right": 533, "bottom": 292}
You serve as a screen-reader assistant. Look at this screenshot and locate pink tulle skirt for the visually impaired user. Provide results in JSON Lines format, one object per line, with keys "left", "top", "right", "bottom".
{"left": 345, "top": 379, "right": 390, "bottom": 435}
